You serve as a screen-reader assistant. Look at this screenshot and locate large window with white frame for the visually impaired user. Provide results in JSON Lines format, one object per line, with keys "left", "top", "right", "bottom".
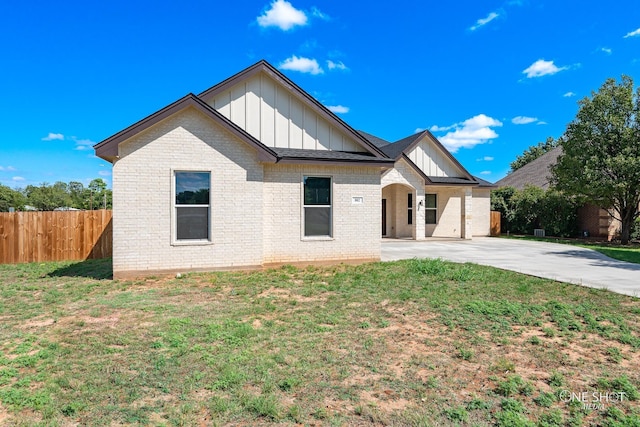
{"left": 303, "top": 176, "right": 332, "bottom": 237}
{"left": 425, "top": 193, "right": 437, "bottom": 225}
{"left": 174, "top": 171, "right": 210, "bottom": 241}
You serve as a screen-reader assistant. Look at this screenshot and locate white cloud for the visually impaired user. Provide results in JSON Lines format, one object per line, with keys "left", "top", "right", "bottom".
{"left": 429, "top": 124, "right": 455, "bottom": 132}
{"left": 479, "top": 170, "right": 492, "bottom": 175}
{"left": 42, "top": 132, "right": 64, "bottom": 141}
{"left": 0, "top": 166, "right": 16, "bottom": 171}
{"left": 72, "top": 137, "right": 96, "bottom": 151}
{"left": 12, "top": 176, "right": 25, "bottom": 182}
{"left": 563, "top": 91, "right": 576, "bottom": 97}
{"left": 310, "top": 6, "right": 329, "bottom": 20}
{"left": 470, "top": 12, "right": 499, "bottom": 31}
{"left": 624, "top": 28, "right": 640, "bottom": 38}
{"left": 327, "top": 60, "right": 348, "bottom": 71}
{"left": 522, "top": 59, "right": 567, "bottom": 78}
{"left": 432, "top": 114, "right": 503, "bottom": 152}
{"left": 512, "top": 116, "right": 538, "bottom": 125}
{"left": 98, "top": 170, "right": 111, "bottom": 176}
{"left": 279, "top": 55, "right": 323, "bottom": 74}
{"left": 257, "top": 0, "right": 308, "bottom": 31}
{"left": 600, "top": 47, "right": 612, "bottom": 54}
{"left": 477, "top": 156, "right": 494, "bottom": 161}
{"left": 327, "top": 105, "right": 349, "bottom": 114}
{"left": 537, "top": 121, "right": 548, "bottom": 125}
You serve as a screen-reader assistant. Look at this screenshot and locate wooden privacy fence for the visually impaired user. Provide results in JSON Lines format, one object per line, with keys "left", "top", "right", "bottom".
{"left": 490, "top": 211, "right": 501, "bottom": 237}
{"left": 0, "top": 210, "right": 112, "bottom": 264}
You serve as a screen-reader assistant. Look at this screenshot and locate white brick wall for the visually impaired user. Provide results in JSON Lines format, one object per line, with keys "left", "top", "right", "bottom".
{"left": 381, "top": 159, "right": 426, "bottom": 240}
{"left": 262, "top": 164, "right": 381, "bottom": 264}
{"left": 112, "top": 107, "right": 264, "bottom": 276}
{"left": 426, "top": 187, "right": 464, "bottom": 238}
{"left": 472, "top": 188, "right": 491, "bottom": 236}
{"left": 111, "top": 107, "right": 381, "bottom": 277}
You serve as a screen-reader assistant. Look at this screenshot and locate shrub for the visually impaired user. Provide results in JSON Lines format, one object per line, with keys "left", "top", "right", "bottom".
{"left": 491, "top": 186, "right": 578, "bottom": 237}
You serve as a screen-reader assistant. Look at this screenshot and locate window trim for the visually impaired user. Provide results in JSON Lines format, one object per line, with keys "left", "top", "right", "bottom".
{"left": 301, "top": 175, "right": 334, "bottom": 240}
{"left": 171, "top": 170, "right": 213, "bottom": 246}
{"left": 425, "top": 193, "right": 437, "bottom": 225}
{"left": 407, "top": 192, "right": 413, "bottom": 225}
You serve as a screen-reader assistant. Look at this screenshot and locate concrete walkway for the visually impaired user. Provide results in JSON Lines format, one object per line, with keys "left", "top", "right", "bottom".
{"left": 381, "top": 237, "right": 640, "bottom": 297}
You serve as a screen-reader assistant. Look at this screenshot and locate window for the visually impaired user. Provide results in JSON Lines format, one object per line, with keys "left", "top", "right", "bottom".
{"left": 303, "top": 176, "right": 332, "bottom": 237}
{"left": 425, "top": 194, "right": 437, "bottom": 225}
{"left": 407, "top": 193, "right": 413, "bottom": 225}
{"left": 175, "top": 172, "right": 210, "bottom": 241}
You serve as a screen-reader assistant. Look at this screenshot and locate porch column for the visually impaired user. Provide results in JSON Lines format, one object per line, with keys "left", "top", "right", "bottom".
{"left": 415, "top": 187, "right": 426, "bottom": 240}
{"left": 462, "top": 187, "right": 473, "bottom": 240}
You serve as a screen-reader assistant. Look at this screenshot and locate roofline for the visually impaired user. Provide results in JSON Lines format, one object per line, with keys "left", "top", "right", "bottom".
{"left": 393, "top": 131, "right": 475, "bottom": 181}
{"left": 197, "top": 60, "right": 389, "bottom": 159}
{"left": 276, "top": 156, "right": 395, "bottom": 167}
{"left": 93, "top": 94, "right": 278, "bottom": 163}
{"left": 400, "top": 154, "right": 429, "bottom": 185}
{"left": 398, "top": 154, "right": 479, "bottom": 187}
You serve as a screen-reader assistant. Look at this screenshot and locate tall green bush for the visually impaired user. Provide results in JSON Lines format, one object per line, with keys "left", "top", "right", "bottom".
{"left": 491, "top": 186, "right": 578, "bottom": 237}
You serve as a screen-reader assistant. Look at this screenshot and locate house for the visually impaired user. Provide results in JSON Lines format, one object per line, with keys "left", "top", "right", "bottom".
{"left": 94, "top": 60, "right": 493, "bottom": 278}
{"left": 495, "top": 147, "right": 619, "bottom": 238}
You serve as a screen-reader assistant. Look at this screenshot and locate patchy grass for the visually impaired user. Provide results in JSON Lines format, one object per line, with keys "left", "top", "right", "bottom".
{"left": 502, "top": 234, "right": 640, "bottom": 264}
{"left": 0, "top": 257, "right": 639, "bottom": 425}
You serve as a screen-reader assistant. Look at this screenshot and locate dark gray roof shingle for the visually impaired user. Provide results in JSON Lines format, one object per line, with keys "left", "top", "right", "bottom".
{"left": 495, "top": 147, "right": 562, "bottom": 190}
{"left": 356, "top": 131, "right": 391, "bottom": 148}
{"left": 428, "top": 176, "right": 479, "bottom": 185}
{"left": 272, "top": 148, "right": 394, "bottom": 163}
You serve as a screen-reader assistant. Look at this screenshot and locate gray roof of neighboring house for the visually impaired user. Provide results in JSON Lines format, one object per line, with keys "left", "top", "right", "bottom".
{"left": 495, "top": 147, "right": 562, "bottom": 190}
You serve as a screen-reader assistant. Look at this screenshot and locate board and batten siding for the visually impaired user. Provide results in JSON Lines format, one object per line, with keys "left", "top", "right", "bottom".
{"left": 406, "top": 138, "right": 465, "bottom": 177}
{"left": 208, "top": 73, "right": 364, "bottom": 152}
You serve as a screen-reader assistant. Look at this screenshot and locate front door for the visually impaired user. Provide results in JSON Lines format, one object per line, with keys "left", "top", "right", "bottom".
{"left": 382, "top": 199, "right": 387, "bottom": 236}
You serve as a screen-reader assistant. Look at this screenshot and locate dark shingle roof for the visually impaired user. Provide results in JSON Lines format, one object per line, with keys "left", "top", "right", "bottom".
{"left": 272, "top": 148, "right": 394, "bottom": 164}
{"left": 473, "top": 176, "right": 497, "bottom": 187}
{"left": 380, "top": 132, "right": 425, "bottom": 159}
{"left": 496, "top": 147, "right": 562, "bottom": 190}
{"left": 356, "top": 131, "right": 390, "bottom": 148}
{"left": 428, "top": 177, "right": 479, "bottom": 185}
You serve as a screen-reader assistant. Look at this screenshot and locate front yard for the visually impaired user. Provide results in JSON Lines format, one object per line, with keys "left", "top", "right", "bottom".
{"left": 0, "top": 258, "right": 639, "bottom": 426}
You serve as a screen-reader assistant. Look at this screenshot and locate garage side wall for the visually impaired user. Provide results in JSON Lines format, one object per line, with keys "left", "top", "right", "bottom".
{"left": 472, "top": 188, "right": 491, "bottom": 236}
{"left": 112, "top": 107, "right": 264, "bottom": 277}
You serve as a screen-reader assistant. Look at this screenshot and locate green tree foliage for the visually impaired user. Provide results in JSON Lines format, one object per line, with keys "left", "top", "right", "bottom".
{"left": 491, "top": 185, "right": 578, "bottom": 237}
{"left": 3, "top": 179, "right": 112, "bottom": 211}
{"left": 552, "top": 75, "right": 640, "bottom": 244}
{"left": 509, "top": 137, "right": 558, "bottom": 172}
{"left": 0, "top": 184, "right": 26, "bottom": 211}
{"left": 24, "top": 182, "right": 73, "bottom": 211}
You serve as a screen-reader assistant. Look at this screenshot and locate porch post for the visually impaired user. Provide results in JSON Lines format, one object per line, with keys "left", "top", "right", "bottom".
{"left": 415, "top": 187, "right": 425, "bottom": 240}
{"left": 462, "top": 187, "right": 473, "bottom": 240}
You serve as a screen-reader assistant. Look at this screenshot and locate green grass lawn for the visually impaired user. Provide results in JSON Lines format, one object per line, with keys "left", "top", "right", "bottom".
{"left": 0, "top": 258, "right": 639, "bottom": 426}
{"left": 502, "top": 235, "right": 640, "bottom": 264}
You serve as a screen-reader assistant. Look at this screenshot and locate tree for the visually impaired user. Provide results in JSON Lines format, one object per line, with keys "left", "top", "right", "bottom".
{"left": 509, "top": 137, "right": 558, "bottom": 172}
{"left": 24, "top": 182, "right": 72, "bottom": 211}
{"left": 552, "top": 75, "right": 640, "bottom": 244}
{"left": 87, "top": 178, "right": 112, "bottom": 209}
{"left": 0, "top": 184, "right": 26, "bottom": 211}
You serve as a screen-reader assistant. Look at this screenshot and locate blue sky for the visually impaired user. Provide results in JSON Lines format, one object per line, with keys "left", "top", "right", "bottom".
{"left": 1, "top": 0, "right": 639, "bottom": 188}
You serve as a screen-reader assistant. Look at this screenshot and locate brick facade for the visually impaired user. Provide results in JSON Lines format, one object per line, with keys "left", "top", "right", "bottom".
{"left": 111, "top": 107, "right": 381, "bottom": 278}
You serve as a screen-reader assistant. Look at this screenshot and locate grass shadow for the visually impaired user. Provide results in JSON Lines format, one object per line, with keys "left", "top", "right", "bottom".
{"left": 48, "top": 257, "right": 113, "bottom": 280}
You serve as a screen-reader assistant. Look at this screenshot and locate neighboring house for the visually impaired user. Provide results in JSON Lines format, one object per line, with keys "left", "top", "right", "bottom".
{"left": 94, "top": 60, "right": 493, "bottom": 278}
{"left": 495, "top": 147, "right": 619, "bottom": 238}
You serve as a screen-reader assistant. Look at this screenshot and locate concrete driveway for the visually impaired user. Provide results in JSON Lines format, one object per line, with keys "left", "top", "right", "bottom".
{"left": 381, "top": 237, "right": 640, "bottom": 297}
